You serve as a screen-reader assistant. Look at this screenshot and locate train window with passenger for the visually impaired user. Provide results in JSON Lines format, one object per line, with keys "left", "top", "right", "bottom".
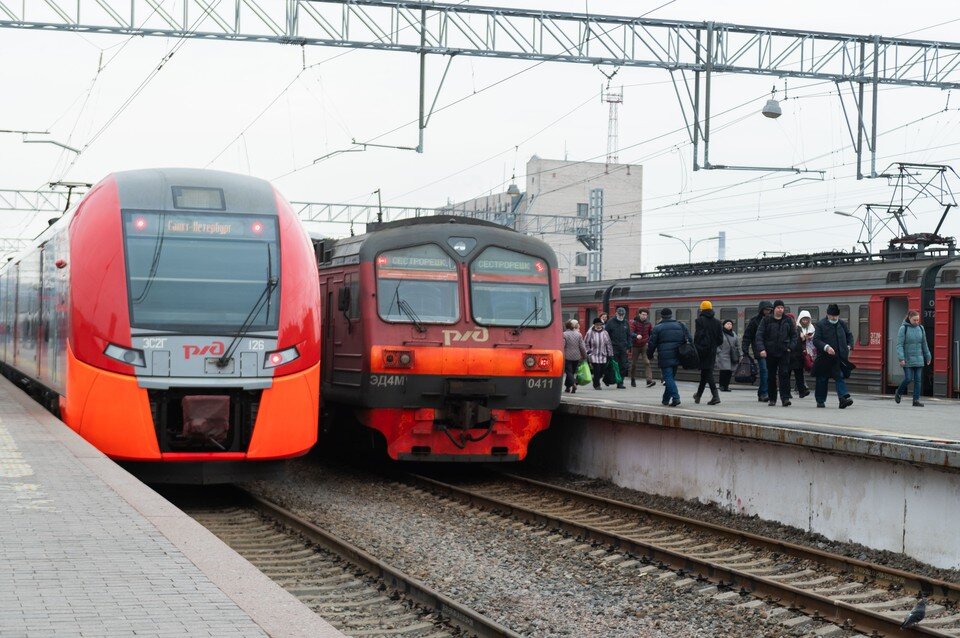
{"left": 858, "top": 305, "right": 870, "bottom": 346}
{"left": 123, "top": 212, "right": 280, "bottom": 331}
{"left": 470, "top": 247, "right": 552, "bottom": 328}
{"left": 376, "top": 244, "right": 459, "bottom": 324}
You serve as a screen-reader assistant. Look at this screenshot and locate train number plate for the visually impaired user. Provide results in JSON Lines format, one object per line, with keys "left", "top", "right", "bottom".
{"left": 526, "top": 378, "right": 555, "bottom": 389}
{"left": 370, "top": 374, "right": 406, "bottom": 387}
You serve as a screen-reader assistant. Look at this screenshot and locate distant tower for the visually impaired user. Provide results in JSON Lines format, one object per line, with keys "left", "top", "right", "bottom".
{"left": 603, "top": 84, "right": 623, "bottom": 168}
{"left": 718, "top": 231, "right": 726, "bottom": 260}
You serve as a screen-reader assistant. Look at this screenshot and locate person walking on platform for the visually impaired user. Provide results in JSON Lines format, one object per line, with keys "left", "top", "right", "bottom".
{"left": 630, "top": 309, "right": 656, "bottom": 388}
{"left": 562, "top": 319, "right": 588, "bottom": 394}
{"left": 693, "top": 301, "right": 724, "bottom": 405}
{"left": 755, "top": 300, "right": 797, "bottom": 407}
{"left": 791, "top": 310, "right": 815, "bottom": 398}
{"left": 895, "top": 310, "right": 931, "bottom": 407}
{"left": 584, "top": 318, "right": 614, "bottom": 391}
{"left": 812, "top": 303, "right": 855, "bottom": 409}
{"left": 605, "top": 305, "right": 631, "bottom": 390}
{"left": 743, "top": 301, "right": 773, "bottom": 402}
{"left": 647, "top": 308, "right": 690, "bottom": 407}
{"left": 717, "top": 320, "right": 741, "bottom": 392}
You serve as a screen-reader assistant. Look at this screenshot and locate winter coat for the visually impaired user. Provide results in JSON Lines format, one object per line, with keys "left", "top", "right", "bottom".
{"left": 896, "top": 321, "right": 931, "bottom": 367}
{"left": 631, "top": 317, "right": 653, "bottom": 349}
{"left": 812, "top": 317, "right": 854, "bottom": 377}
{"left": 647, "top": 319, "right": 691, "bottom": 369}
{"left": 755, "top": 314, "right": 798, "bottom": 358}
{"left": 694, "top": 309, "right": 723, "bottom": 370}
{"left": 716, "top": 331, "right": 741, "bottom": 371}
{"left": 584, "top": 328, "right": 614, "bottom": 364}
{"left": 605, "top": 316, "right": 632, "bottom": 352}
{"left": 563, "top": 328, "right": 588, "bottom": 362}
{"left": 742, "top": 301, "right": 773, "bottom": 358}
{"left": 791, "top": 310, "right": 817, "bottom": 370}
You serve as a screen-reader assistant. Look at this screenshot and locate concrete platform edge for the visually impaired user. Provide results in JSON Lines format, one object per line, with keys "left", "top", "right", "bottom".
{"left": 558, "top": 401, "right": 960, "bottom": 471}
{"left": 2, "top": 379, "right": 345, "bottom": 638}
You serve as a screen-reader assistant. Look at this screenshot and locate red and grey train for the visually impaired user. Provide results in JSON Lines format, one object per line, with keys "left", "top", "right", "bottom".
{"left": 0, "top": 168, "right": 321, "bottom": 482}
{"left": 560, "top": 249, "right": 960, "bottom": 397}
{"left": 313, "top": 216, "right": 563, "bottom": 461}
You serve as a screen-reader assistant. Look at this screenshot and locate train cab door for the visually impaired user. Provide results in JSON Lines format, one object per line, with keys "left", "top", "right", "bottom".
{"left": 322, "top": 284, "right": 334, "bottom": 383}
{"left": 953, "top": 298, "right": 960, "bottom": 397}
{"left": 884, "top": 296, "right": 909, "bottom": 392}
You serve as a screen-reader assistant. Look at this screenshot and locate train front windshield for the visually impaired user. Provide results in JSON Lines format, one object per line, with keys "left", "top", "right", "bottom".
{"left": 122, "top": 212, "right": 280, "bottom": 332}
{"left": 470, "top": 247, "right": 552, "bottom": 327}
{"left": 376, "top": 244, "right": 459, "bottom": 324}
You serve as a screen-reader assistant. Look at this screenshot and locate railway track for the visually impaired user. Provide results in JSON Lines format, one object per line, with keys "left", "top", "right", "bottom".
{"left": 403, "top": 471, "right": 960, "bottom": 637}
{"left": 179, "top": 489, "right": 521, "bottom": 638}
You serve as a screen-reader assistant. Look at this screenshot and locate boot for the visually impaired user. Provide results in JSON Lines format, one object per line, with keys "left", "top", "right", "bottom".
{"left": 571, "top": 386, "right": 577, "bottom": 394}
{"left": 693, "top": 391, "right": 702, "bottom": 404}
{"left": 646, "top": 380, "right": 656, "bottom": 388}
{"left": 894, "top": 392, "right": 902, "bottom": 404}
{"left": 631, "top": 379, "right": 637, "bottom": 387}
{"left": 707, "top": 392, "right": 721, "bottom": 405}
{"left": 913, "top": 400, "right": 924, "bottom": 407}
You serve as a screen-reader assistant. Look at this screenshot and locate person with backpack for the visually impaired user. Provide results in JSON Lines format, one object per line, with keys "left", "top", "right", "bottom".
{"left": 647, "top": 308, "right": 690, "bottom": 407}
{"left": 693, "top": 301, "right": 723, "bottom": 405}
{"left": 716, "top": 319, "right": 741, "bottom": 392}
{"left": 755, "top": 299, "right": 798, "bottom": 407}
{"left": 812, "top": 303, "right": 855, "bottom": 409}
{"left": 743, "top": 301, "right": 773, "bottom": 402}
{"left": 895, "top": 310, "right": 932, "bottom": 407}
{"left": 584, "top": 318, "right": 614, "bottom": 391}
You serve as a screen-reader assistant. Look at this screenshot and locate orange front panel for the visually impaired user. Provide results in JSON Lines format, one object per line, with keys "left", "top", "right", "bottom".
{"left": 63, "top": 346, "right": 160, "bottom": 460}
{"left": 246, "top": 362, "right": 320, "bottom": 459}
{"left": 370, "top": 345, "right": 564, "bottom": 377}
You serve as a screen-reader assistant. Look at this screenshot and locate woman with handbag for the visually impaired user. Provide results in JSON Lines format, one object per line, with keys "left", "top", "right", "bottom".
{"left": 584, "top": 318, "right": 614, "bottom": 391}
{"left": 562, "top": 319, "right": 588, "bottom": 394}
{"left": 716, "top": 320, "right": 740, "bottom": 392}
{"left": 895, "top": 310, "right": 932, "bottom": 407}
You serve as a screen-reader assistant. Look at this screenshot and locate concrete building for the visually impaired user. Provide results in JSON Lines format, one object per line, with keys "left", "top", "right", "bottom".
{"left": 444, "top": 156, "right": 643, "bottom": 283}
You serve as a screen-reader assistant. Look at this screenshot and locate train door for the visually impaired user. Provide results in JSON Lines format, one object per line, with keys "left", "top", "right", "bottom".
{"left": 953, "top": 298, "right": 960, "bottom": 397}
{"left": 885, "top": 296, "right": 909, "bottom": 391}
{"left": 322, "top": 286, "right": 334, "bottom": 382}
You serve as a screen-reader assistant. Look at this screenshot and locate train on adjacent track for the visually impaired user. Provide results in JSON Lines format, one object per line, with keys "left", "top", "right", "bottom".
{"left": 312, "top": 216, "right": 563, "bottom": 461}
{"left": 560, "top": 247, "right": 960, "bottom": 398}
{"left": 0, "top": 168, "right": 322, "bottom": 483}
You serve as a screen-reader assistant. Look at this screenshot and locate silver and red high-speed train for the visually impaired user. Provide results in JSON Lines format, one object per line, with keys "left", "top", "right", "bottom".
{"left": 0, "top": 168, "right": 321, "bottom": 482}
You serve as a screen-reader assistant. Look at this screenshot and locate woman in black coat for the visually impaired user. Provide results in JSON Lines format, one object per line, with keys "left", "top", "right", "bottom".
{"left": 693, "top": 301, "right": 724, "bottom": 405}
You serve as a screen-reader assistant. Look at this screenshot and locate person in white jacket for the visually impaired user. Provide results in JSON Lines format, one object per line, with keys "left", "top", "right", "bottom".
{"left": 790, "top": 310, "right": 816, "bottom": 398}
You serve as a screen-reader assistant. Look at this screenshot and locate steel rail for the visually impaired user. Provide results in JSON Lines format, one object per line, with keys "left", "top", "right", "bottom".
{"left": 242, "top": 489, "right": 522, "bottom": 638}
{"left": 406, "top": 473, "right": 954, "bottom": 637}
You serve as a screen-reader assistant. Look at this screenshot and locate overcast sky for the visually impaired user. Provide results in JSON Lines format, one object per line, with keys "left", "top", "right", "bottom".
{"left": 1, "top": 0, "right": 958, "bottom": 271}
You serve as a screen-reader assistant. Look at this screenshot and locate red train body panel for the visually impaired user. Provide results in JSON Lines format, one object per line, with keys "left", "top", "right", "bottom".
{"left": 0, "top": 168, "right": 321, "bottom": 482}
{"left": 314, "top": 216, "right": 562, "bottom": 461}
{"left": 560, "top": 250, "right": 960, "bottom": 398}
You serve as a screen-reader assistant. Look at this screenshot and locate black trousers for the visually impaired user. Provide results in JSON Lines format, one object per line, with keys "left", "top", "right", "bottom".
{"left": 718, "top": 369, "right": 732, "bottom": 389}
{"left": 696, "top": 368, "right": 717, "bottom": 397}
{"left": 790, "top": 367, "right": 807, "bottom": 392}
{"left": 611, "top": 348, "right": 629, "bottom": 387}
{"left": 564, "top": 359, "right": 579, "bottom": 388}
{"left": 766, "top": 354, "right": 792, "bottom": 401}
{"left": 590, "top": 361, "right": 606, "bottom": 388}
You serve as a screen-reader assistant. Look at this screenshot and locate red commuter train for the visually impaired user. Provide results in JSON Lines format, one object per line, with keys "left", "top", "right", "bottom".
{"left": 313, "top": 216, "right": 563, "bottom": 461}
{"left": 0, "top": 168, "right": 321, "bottom": 482}
{"left": 560, "top": 247, "right": 960, "bottom": 397}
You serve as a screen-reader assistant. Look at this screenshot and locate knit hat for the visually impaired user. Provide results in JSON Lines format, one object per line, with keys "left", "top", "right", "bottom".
{"left": 592, "top": 317, "right": 603, "bottom": 325}
{"left": 699, "top": 300, "right": 712, "bottom": 311}
{"left": 827, "top": 303, "right": 840, "bottom": 316}
{"left": 773, "top": 299, "right": 785, "bottom": 308}
{"left": 660, "top": 308, "right": 673, "bottom": 318}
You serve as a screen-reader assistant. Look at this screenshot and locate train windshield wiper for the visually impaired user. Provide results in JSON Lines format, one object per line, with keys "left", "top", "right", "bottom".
{"left": 398, "top": 299, "right": 426, "bottom": 333}
{"left": 512, "top": 298, "right": 541, "bottom": 336}
{"left": 217, "top": 245, "right": 277, "bottom": 367}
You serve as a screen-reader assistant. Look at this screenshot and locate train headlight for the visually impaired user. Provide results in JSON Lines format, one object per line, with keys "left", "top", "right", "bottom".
{"left": 522, "top": 352, "right": 552, "bottom": 371}
{"left": 383, "top": 349, "right": 414, "bottom": 369}
{"left": 264, "top": 346, "right": 299, "bottom": 368}
{"left": 104, "top": 343, "right": 146, "bottom": 368}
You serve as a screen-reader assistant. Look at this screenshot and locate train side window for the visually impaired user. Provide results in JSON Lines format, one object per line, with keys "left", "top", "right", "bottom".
{"left": 798, "top": 306, "right": 820, "bottom": 322}
{"left": 858, "top": 305, "right": 870, "bottom": 346}
{"left": 342, "top": 273, "right": 360, "bottom": 320}
{"left": 675, "top": 308, "right": 692, "bottom": 332}
{"left": 719, "top": 307, "right": 737, "bottom": 332}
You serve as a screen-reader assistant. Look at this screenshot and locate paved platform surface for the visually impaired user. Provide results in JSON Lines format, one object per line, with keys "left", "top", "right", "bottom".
{"left": 560, "top": 380, "right": 960, "bottom": 469}
{"left": 0, "top": 376, "right": 344, "bottom": 638}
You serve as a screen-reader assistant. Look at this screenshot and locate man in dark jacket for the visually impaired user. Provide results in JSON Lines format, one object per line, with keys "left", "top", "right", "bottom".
{"left": 605, "top": 305, "right": 631, "bottom": 389}
{"left": 694, "top": 301, "right": 723, "bottom": 405}
{"left": 755, "top": 299, "right": 798, "bottom": 407}
{"left": 812, "top": 303, "right": 855, "bottom": 409}
{"left": 647, "top": 308, "right": 690, "bottom": 407}
{"left": 630, "top": 309, "right": 655, "bottom": 388}
{"left": 743, "top": 301, "right": 773, "bottom": 402}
